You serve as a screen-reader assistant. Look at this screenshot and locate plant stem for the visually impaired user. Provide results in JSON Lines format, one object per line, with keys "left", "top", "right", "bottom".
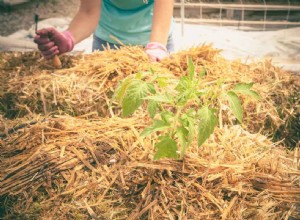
{"left": 170, "top": 106, "right": 182, "bottom": 139}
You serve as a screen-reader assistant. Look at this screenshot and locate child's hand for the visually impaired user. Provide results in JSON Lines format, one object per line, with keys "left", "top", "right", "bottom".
{"left": 145, "top": 42, "right": 169, "bottom": 62}
{"left": 34, "top": 28, "right": 75, "bottom": 59}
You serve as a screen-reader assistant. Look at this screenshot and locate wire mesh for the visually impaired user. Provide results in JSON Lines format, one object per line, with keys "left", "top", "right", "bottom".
{"left": 176, "top": 0, "right": 300, "bottom": 34}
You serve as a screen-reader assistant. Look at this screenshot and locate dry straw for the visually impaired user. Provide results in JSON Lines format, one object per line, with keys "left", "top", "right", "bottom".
{"left": 0, "top": 45, "right": 299, "bottom": 219}
{"left": 0, "top": 115, "right": 299, "bottom": 219}
{"left": 0, "top": 45, "right": 299, "bottom": 145}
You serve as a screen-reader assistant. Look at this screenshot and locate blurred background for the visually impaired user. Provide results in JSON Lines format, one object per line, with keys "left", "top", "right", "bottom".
{"left": 0, "top": 0, "right": 300, "bottom": 73}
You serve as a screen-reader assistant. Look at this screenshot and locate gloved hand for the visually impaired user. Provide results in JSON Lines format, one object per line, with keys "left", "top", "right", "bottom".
{"left": 145, "top": 42, "right": 169, "bottom": 62}
{"left": 34, "top": 28, "right": 75, "bottom": 59}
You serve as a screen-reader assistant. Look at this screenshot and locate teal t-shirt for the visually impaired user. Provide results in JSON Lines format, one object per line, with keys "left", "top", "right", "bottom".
{"left": 95, "top": 0, "right": 171, "bottom": 46}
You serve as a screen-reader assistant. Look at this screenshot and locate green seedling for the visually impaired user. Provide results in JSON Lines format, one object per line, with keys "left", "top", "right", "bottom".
{"left": 114, "top": 58, "right": 260, "bottom": 160}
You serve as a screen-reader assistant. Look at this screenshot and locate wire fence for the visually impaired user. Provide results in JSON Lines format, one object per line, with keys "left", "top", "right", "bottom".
{"left": 175, "top": 0, "right": 300, "bottom": 34}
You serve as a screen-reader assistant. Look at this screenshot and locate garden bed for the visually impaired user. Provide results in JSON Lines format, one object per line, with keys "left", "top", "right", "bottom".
{"left": 0, "top": 45, "right": 299, "bottom": 219}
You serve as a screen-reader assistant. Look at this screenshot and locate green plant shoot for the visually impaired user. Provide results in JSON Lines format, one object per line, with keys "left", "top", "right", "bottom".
{"left": 114, "top": 57, "right": 260, "bottom": 160}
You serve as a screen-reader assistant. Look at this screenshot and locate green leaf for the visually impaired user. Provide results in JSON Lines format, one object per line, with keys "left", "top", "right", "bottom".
{"left": 147, "top": 100, "right": 158, "bottom": 118}
{"left": 186, "top": 114, "right": 195, "bottom": 143}
{"left": 150, "top": 68, "right": 155, "bottom": 75}
{"left": 196, "top": 90, "right": 206, "bottom": 97}
{"left": 226, "top": 91, "right": 243, "bottom": 123}
{"left": 135, "top": 71, "right": 151, "bottom": 80}
{"left": 140, "top": 120, "right": 170, "bottom": 137}
{"left": 143, "top": 94, "right": 172, "bottom": 103}
{"left": 153, "top": 136, "right": 178, "bottom": 160}
{"left": 180, "top": 111, "right": 195, "bottom": 143}
{"left": 175, "top": 76, "right": 192, "bottom": 93}
{"left": 135, "top": 72, "right": 143, "bottom": 80}
{"left": 243, "top": 90, "right": 261, "bottom": 100}
{"left": 147, "top": 83, "right": 156, "bottom": 94}
{"left": 199, "top": 67, "right": 206, "bottom": 77}
{"left": 114, "top": 77, "right": 132, "bottom": 103}
{"left": 161, "top": 111, "right": 174, "bottom": 124}
{"left": 197, "top": 106, "right": 218, "bottom": 147}
{"left": 217, "top": 78, "right": 223, "bottom": 87}
{"left": 177, "top": 126, "right": 189, "bottom": 158}
{"left": 188, "top": 57, "right": 195, "bottom": 80}
{"left": 232, "top": 83, "right": 261, "bottom": 100}
{"left": 156, "top": 77, "right": 168, "bottom": 88}
{"left": 122, "top": 80, "right": 150, "bottom": 117}
{"left": 234, "top": 82, "right": 253, "bottom": 90}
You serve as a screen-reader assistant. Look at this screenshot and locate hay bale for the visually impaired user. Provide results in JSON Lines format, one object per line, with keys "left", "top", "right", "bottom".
{"left": 0, "top": 45, "right": 299, "bottom": 146}
{"left": 0, "top": 45, "right": 299, "bottom": 219}
{"left": 0, "top": 115, "right": 299, "bottom": 219}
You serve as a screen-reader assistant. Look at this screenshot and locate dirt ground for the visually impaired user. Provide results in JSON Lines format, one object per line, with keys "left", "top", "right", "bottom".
{"left": 0, "top": 0, "right": 80, "bottom": 36}
{"left": 1, "top": 0, "right": 300, "bottom": 36}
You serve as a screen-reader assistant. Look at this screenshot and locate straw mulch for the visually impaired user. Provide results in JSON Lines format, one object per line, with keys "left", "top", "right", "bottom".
{"left": 0, "top": 45, "right": 299, "bottom": 219}
{"left": 0, "top": 45, "right": 299, "bottom": 146}
{"left": 0, "top": 114, "right": 299, "bottom": 219}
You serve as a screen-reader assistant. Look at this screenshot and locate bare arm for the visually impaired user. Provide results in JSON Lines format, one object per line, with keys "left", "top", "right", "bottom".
{"left": 150, "top": 0, "right": 174, "bottom": 45}
{"left": 67, "top": 0, "right": 101, "bottom": 44}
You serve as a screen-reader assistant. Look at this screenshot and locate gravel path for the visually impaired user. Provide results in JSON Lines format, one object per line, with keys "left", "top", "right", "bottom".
{"left": 0, "top": 0, "right": 79, "bottom": 36}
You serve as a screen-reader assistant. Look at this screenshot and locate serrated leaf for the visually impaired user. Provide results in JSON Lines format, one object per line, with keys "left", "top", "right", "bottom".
{"left": 153, "top": 136, "right": 178, "bottom": 160}
{"left": 187, "top": 115, "right": 195, "bottom": 143}
{"left": 232, "top": 83, "right": 261, "bottom": 100}
{"left": 122, "top": 80, "right": 150, "bottom": 117}
{"left": 143, "top": 94, "right": 172, "bottom": 103}
{"left": 176, "top": 90, "right": 190, "bottom": 105}
{"left": 177, "top": 126, "right": 189, "bottom": 158}
{"left": 177, "top": 126, "right": 188, "bottom": 143}
{"left": 140, "top": 120, "right": 170, "bottom": 137}
{"left": 175, "top": 76, "right": 192, "bottom": 93}
{"left": 156, "top": 77, "right": 168, "bottom": 88}
{"left": 244, "top": 90, "right": 261, "bottom": 100}
{"left": 217, "top": 78, "right": 223, "bottom": 87}
{"left": 188, "top": 57, "right": 195, "bottom": 80}
{"left": 226, "top": 91, "right": 243, "bottom": 123}
{"left": 161, "top": 111, "right": 174, "bottom": 124}
{"left": 135, "top": 72, "right": 143, "bottom": 79}
{"left": 135, "top": 71, "right": 151, "bottom": 80}
{"left": 147, "top": 100, "right": 158, "bottom": 118}
{"left": 114, "top": 77, "right": 132, "bottom": 103}
{"left": 199, "top": 67, "right": 206, "bottom": 77}
{"left": 180, "top": 112, "right": 195, "bottom": 142}
{"left": 234, "top": 82, "right": 253, "bottom": 90}
{"left": 197, "top": 106, "right": 218, "bottom": 147}
{"left": 150, "top": 68, "right": 155, "bottom": 75}
{"left": 196, "top": 90, "right": 206, "bottom": 97}
{"left": 147, "top": 83, "right": 156, "bottom": 94}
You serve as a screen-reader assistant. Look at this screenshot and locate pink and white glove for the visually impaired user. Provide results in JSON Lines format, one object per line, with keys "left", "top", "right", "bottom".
{"left": 145, "top": 42, "right": 169, "bottom": 62}
{"left": 34, "top": 28, "right": 75, "bottom": 59}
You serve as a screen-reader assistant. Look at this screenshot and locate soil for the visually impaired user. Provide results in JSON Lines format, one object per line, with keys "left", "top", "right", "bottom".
{"left": 0, "top": 0, "right": 80, "bottom": 36}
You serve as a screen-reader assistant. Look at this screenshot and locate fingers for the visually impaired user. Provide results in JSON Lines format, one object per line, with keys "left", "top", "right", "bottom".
{"left": 145, "top": 42, "right": 168, "bottom": 62}
{"left": 34, "top": 28, "right": 60, "bottom": 59}
{"left": 148, "top": 54, "right": 159, "bottom": 62}
{"left": 33, "top": 35, "right": 50, "bottom": 44}
{"left": 34, "top": 35, "right": 59, "bottom": 59}
{"left": 41, "top": 46, "right": 59, "bottom": 59}
{"left": 37, "top": 41, "right": 55, "bottom": 51}
{"left": 146, "top": 49, "right": 168, "bottom": 62}
{"left": 47, "top": 27, "right": 60, "bottom": 39}
{"left": 36, "top": 27, "right": 57, "bottom": 38}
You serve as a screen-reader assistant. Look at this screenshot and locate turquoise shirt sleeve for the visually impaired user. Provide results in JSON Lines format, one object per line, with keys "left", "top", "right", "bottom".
{"left": 95, "top": 0, "right": 173, "bottom": 46}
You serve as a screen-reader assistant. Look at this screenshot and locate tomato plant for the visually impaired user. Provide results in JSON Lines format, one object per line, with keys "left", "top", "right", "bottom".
{"left": 114, "top": 58, "right": 260, "bottom": 160}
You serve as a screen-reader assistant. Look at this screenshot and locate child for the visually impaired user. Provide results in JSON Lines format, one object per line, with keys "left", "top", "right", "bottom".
{"left": 34, "top": 0, "right": 174, "bottom": 62}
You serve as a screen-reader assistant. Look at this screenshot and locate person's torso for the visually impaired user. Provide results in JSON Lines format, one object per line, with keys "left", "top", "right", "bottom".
{"left": 106, "top": 0, "right": 150, "bottom": 10}
{"left": 95, "top": 0, "right": 155, "bottom": 46}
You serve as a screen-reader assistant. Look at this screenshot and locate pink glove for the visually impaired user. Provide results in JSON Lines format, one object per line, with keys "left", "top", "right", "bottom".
{"left": 34, "top": 28, "right": 75, "bottom": 59}
{"left": 145, "top": 42, "right": 169, "bottom": 62}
